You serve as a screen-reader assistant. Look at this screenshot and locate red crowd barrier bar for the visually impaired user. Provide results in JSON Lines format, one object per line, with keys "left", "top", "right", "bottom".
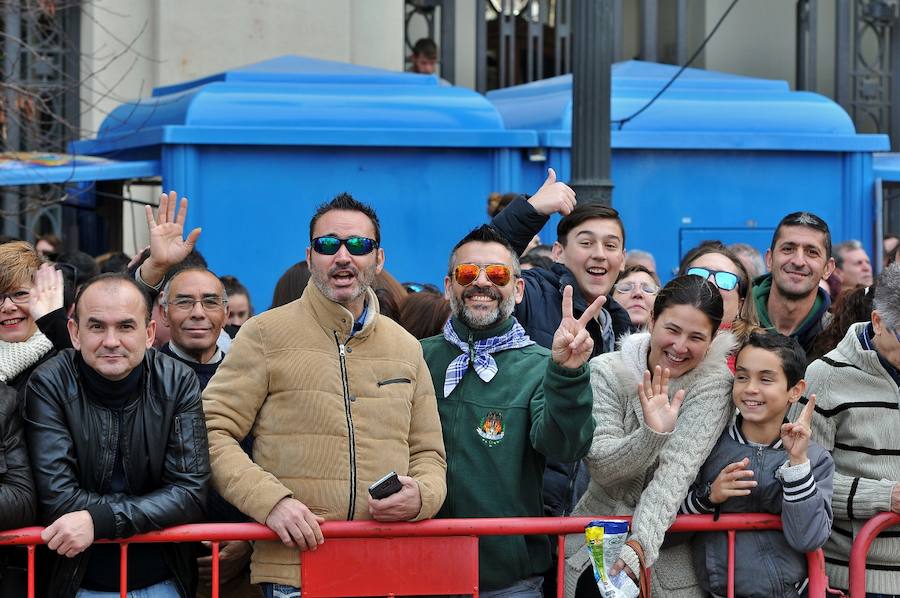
{"left": 849, "top": 511, "right": 900, "bottom": 598}
{"left": 0, "top": 514, "right": 833, "bottom": 598}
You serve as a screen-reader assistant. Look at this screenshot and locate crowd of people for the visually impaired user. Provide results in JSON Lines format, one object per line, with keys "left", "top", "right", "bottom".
{"left": 0, "top": 172, "right": 897, "bottom": 598}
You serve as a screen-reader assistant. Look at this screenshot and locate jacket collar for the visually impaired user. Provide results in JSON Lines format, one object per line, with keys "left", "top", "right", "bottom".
{"left": 842, "top": 321, "right": 900, "bottom": 386}
{"left": 729, "top": 414, "right": 784, "bottom": 449}
{"left": 302, "top": 280, "right": 380, "bottom": 340}
{"left": 752, "top": 273, "right": 831, "bottom": 337}
{"left": 450, "top": 315, "right": 515, "bottom": 342}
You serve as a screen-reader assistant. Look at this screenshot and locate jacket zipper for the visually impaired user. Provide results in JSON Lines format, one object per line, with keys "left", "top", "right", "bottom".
{"left": 753, "top": 444, "right": 779, "bottom": 589}
{"left": 103, "top": 410, "right": 119, "bottom": 492}
{"left": 334, "top": 332, "right": 357, "bottom": 520}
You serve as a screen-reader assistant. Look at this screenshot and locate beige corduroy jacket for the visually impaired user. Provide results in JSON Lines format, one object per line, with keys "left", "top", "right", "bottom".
{"left": 202, "top": 283, "right": 447, "bottom": 587}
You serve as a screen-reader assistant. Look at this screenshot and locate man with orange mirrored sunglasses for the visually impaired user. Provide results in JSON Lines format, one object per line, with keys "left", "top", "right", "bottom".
{"left": 421, "top": 225, "right": 601, "bottom": 597}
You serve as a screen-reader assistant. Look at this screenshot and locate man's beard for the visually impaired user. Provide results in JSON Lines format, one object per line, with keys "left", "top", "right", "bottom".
{"left": 311, "top": 262, "right": 377, "bottom": 306}
{"left": 449, "top": 285, "right": 516, "bottom": 330}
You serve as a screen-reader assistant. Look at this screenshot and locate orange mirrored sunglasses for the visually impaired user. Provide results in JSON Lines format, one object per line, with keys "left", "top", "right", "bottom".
{"left": 453, "top": 263, "right": 512, "bottom": 287}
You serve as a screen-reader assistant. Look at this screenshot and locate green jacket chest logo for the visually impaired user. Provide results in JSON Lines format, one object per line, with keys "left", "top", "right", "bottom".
{"left": 475, "top": 410, "right": 506, "bottom": 446}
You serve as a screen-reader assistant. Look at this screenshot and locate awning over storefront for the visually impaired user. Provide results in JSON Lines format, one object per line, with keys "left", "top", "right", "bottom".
{"left": 0, "top": 152, "right": 160, "bottom": 186}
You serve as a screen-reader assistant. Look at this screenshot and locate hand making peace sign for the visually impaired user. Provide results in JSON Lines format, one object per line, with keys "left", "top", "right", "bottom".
{"left": 781, "top": 394, "right": 816, "bottom": 465}
{"left": 550, "top": 285, "right": 605, "bottom": 369}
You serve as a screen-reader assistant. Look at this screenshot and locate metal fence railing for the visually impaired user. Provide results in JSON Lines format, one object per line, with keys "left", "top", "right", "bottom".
{"left": 0, "top": 513, "right": 848, "bottom": 598}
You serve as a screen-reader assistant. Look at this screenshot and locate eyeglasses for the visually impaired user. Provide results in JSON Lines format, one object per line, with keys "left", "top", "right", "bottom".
{"left": 686, "top": 267, "right": 741, "bottom": 292}
{"left": 312, "top": 236, "right": 378, "bottom": 256}
{"left": 0, "top": 290, "right": 30, "bottom": 305}
{"left": 453, "top": 263, "right": 513, "bottom": 287}
{"left": 613, "top": 281, "right": 660, "bottom": 295}
{"left": 166, "top": 296, "right": 228, "bottom": 312}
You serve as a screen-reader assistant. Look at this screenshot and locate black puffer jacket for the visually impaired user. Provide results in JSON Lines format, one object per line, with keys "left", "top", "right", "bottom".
{"left": 24, "top": 349, "right": 209, "bottom": 598}
{"left": 491, "top": 197, "right": 631, "bottom": 356}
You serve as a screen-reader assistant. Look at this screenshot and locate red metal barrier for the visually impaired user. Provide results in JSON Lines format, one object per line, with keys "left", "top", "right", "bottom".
{"left": 0, "top": 514, "right": 833, "bottom": 598}
{"left": 848, "top": 511, "right": 900, "bottom": 598}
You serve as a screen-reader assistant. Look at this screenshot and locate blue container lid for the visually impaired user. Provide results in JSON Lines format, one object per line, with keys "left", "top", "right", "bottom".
{"left": 874, "top": 152, "right": 900, "bottom": 181}
{"left": 586, "top": 519, "right": 629, "bottom": 534}
{"left": 73, "top": 55, "right": 536, "bottom": 155}
{"left": 487, "top": 60, "right": 889, "bottom": 152}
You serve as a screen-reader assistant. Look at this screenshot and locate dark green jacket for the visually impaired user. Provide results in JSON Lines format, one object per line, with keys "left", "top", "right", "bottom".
{"left": 752, "top": 274, "right": 831, "bottom": 358}
{"left": 421, "top": 317, "right": 594, "bottom": 590}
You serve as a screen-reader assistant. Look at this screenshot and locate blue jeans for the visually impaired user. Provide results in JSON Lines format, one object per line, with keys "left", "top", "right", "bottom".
{"left": 262, "top": 584, "right": 301, "bottom": 598}
{"left": 76, "top": 578, "right": 179, "bottom": 597}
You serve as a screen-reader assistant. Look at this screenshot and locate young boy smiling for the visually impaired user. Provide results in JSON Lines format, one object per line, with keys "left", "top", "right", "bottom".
{"left": 681, "top": 331, "right": 834, "bottom": 598}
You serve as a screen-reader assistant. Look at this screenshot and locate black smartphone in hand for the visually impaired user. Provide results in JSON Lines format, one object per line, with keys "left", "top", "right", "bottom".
{"left": 368, "top": 471, "right": 402, "bottom": 499}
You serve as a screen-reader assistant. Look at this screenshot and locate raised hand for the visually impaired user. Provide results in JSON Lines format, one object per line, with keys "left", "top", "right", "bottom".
{"left": 637, "top": 366, "right": 685, "bottom": 434}
{"left": 709, "top": 458, "right": 757, "bottom": 504}
{"left": 141, "top": 191, "right": 202, "bottom": 287}
{"left": 28, "top": 263, "right": 64, "bottom": 321}
{"left": 527, "top": 168, "right": 576, "bottom": 216}
{"left": 551, "top": 285, "right": 604, "bottom": 369}
{"left": 781, "top": 394, "right": 815, "bottom": 465}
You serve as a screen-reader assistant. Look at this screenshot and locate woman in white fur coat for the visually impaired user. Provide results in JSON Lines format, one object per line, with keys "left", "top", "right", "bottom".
{"left": 566, "top": 275, "right": 736, "bottom": 598}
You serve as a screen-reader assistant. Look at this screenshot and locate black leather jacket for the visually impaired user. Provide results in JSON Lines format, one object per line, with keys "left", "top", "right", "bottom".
{"left": 0, "top": 383, "right": 34, "bottom": 530}
{"left": 0, "top": 382, "right": 35, "bottom": 593}
{"left": 24, "top": 349, "right": 209, "bottom": 598}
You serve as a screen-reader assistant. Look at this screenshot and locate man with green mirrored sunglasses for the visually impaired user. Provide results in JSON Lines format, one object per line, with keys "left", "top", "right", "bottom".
{"left": 203, "top": 192, "right": 447, "bottom": 595}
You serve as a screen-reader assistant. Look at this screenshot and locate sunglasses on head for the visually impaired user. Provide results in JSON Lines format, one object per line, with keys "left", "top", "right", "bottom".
{"left": 311, "top": 236, "right": 378, "bottom": 256}
{"left": 686, "top": 267, "right": 740, "bottom": 292}
{"left": 453, "top": 263, "right": 513, "bottom": 287}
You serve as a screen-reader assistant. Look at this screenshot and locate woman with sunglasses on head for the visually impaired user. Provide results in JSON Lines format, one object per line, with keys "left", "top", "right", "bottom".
{"left": 566, "top": 275, "right": 735, "bottom": 598}
{"left": 0, "top": 241, "right": 70, "bottom": 396}
{"left": 678, "top": 241, "right": 759, "bottom": 341}
{"left": 611, "top": 265, "right": 660, "bottom": 331}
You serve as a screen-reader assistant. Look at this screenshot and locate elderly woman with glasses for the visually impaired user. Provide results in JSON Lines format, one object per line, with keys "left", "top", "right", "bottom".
{"left": 611, "top": 265, "right": 660, "bottom": 330}
{"left": 0, "top": 241, "right": 69, "bottom": 394}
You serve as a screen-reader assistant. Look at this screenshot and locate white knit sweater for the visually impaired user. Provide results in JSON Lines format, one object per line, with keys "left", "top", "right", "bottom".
{"left": 800, "top": 322, "right": 900, "bottom": 594}
{"left": 0, "top": 329, "right": 53, "bottom": 384}
{"left": 565, "top": 331, "right": 735, "bottom": 598}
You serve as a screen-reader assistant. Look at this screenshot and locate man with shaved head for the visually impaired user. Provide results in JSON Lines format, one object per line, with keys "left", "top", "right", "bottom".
{"left": 25, "top": 273, "right": 209, "bottom": 598}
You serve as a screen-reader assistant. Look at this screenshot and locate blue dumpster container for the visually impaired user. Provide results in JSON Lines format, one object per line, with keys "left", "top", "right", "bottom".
{"left": 487, "top": 61, "right": 890, "bottom": 280}
{"left": 73, "top": 55, "right": 536, "bottom": 306}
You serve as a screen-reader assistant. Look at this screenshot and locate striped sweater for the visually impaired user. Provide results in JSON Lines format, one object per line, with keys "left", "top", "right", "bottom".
{"left": 798, "top": 321, "right": 900, "bottom": 594}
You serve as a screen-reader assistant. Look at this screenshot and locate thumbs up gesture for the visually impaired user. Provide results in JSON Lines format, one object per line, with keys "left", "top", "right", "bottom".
{"left": 528, "top": 168, "right": 576, "bottom": 216}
